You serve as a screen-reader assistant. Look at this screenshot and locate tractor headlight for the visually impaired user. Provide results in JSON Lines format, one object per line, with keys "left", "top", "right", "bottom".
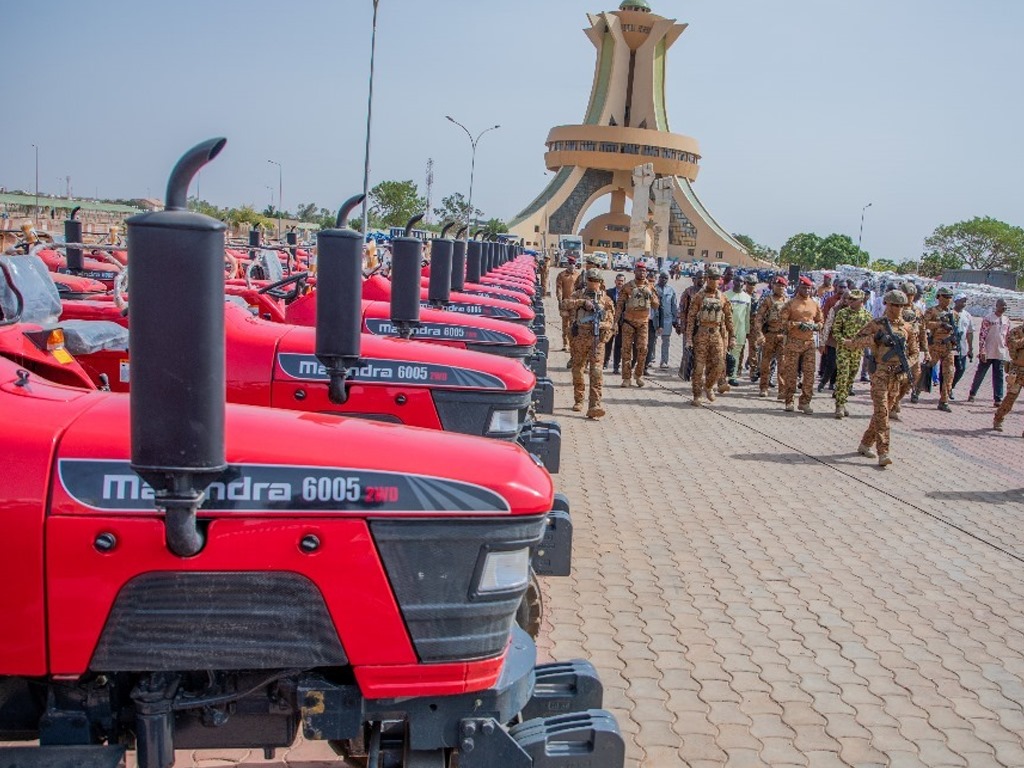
{"left": 487, "top": 408, "right": 519, "bottom": 435}
{"left": 477, "top": 548, "right": 531, "bottom": 594}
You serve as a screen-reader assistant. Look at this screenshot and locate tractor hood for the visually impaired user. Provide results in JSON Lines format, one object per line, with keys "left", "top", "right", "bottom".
{"left": 362, "top": 275, "right": 534, "bottom": 323}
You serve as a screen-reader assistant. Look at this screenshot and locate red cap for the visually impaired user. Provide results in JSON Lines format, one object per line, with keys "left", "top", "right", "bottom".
{"left": 774, "top": 276, "right": 789, "bottom": 286}
{"left": 798, "top": 275, "right": 814, "bottom": 287}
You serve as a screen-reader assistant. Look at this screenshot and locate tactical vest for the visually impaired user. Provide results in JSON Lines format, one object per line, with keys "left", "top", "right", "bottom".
{"left": 873, "top": 321, "right": 908, "bottom": 366}
{"left": 625, "top": 284, "right": 653, "bottom": 312}
{"left": 763, "top": 298, "right": 785, "bottom": 331}
{"left": 698, "top": 295, "right": 726, "bottom": 325}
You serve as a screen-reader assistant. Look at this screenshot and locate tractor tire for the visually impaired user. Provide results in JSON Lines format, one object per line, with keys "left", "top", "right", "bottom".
{"left": 515, "top": 569, "right": 544, "bottom": 639}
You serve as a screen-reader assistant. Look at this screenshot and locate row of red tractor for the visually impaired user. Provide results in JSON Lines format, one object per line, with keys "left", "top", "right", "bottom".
{"left": 0, "top": 140, "right": 624, "bottom": 767}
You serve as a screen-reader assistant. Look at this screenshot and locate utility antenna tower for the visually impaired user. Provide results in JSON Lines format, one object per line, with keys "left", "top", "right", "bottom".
{"left": 424, "top": 158, "right": 435, "bottom": 224}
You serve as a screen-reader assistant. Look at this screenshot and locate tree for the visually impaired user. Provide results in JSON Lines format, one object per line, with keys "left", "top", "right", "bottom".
{"left": 369, "top": 180, "right": 426, "bottom": 229}
{"left": 918, "top": 251, "right": 963, "bottom": 279}
{"left": 433, "top": 192, "right": 482, "bottom": 228}
{"left": 897, "top": 260, "right": 919, "bottom": 274}
{"left": 871, "top": 258, "right": 899, "bottom": 272}
{"left": 779, "top": 232, "right": 868, "bottom": 269}
{"left": 779, "top": 233, "right": 822, "bottom": 268}
{"left": 733, "top": 233, "right": 779, "bottom": 264}
{"left": 923, "top": 217, "right": 1024, "bottom": 281}
{"left": 296, "top": 202, "right": 319, "bottom": 222}
{"left": 188, "top": 197, "right": 224, "bottom": 218}
{"left": 483, "top": 217, "right": 509, "bottom": 234}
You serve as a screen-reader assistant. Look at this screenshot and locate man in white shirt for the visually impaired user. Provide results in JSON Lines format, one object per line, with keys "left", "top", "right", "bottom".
{"left": 950, "top": 293, "right": 974, "bottom": 399}
{"left": 969, "top": 298, "right": 1010, "bottom": 406}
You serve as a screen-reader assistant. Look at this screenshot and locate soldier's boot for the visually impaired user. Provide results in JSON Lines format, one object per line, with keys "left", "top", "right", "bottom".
{"left": 938, "top": 401, "right": 952, "bottom": 412}
{"left": 877, "top": 454, "right": 893, "bottom": 468}
{"left": 706, "top": 389, "right": 716, "bottom": 402}
{"left": 858, "top": 444, "right": 877, "bottom": 458}
{"left": 718, "top": 382, "right": 731, "bottom": 394}
{"left": 889, "top": 409, "right": 900, "bottom": 422}
{"left": 635, "top": 376, "right": 645, "bottom": 388}
{"left": 834, "top": 404, "right": 844, "bottom": 420}
{"left": 910, "top": 391, "right": 920, "bottom": 403}
{"left": 586, "top": 403, "right": 605, "bottom": 419}
{"left": 621, "top": 378, "right": 631, "bottom": 388}
{"left": 566, "top": 359, "right": 573, "bottom": 369}
{"left": 691, "top": 396, "right": 701, "bottom": 407}
{"left": 799, "top": 403, "right": 814, "bottom": 415}
{"left": 759, "top": 389, "right": 768, "bottom": 398}
{"left": 572, "top": 401, "right": 584, "bottom": 412}
{"left": 784, "top": 401, "right": 795, "bottom": 412}
{"left": 993, "top": 418, "right": 1004, "bottom": 432}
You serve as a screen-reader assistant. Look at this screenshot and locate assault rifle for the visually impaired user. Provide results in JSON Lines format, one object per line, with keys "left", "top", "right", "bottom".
{"left": 941, "top": 310, "right": 962, "bottom": 352}
{"left": 876, "top": 318, "right": 912, "bottom": 376}
{"left": 588, "top": 291, "right": 605, "bottom": 358}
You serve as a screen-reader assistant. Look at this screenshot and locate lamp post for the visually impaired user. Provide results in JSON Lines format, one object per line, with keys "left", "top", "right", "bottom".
{"left": 31, "top": 143, "right": 39, "bottom": 225}
{"left": 445, "top": 116, "right": 500, "bottom": 233}
{"left": 267, "top": 159, "right": 282, "bottom": 240}
{"left": 361, "top": 0, "right": 381, "bottom": 243}
{"left": 265, "top": 185, "right": 275, "bottom": 213}
{"left": 858, "top": 202, "right": 872, "bottom": 251}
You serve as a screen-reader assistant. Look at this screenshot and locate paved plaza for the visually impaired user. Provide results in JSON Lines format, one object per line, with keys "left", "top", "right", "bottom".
{"left": 535, "top": 286, "right": 1024, "bottom": 767}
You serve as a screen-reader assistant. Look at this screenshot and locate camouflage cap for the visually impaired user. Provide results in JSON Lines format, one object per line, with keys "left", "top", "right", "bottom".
{"left": 585, "top": 268, "right": 602, "bottom": 281}
{"left": 883, "top": 289, "right": 909, "bottom": 306}
{"left": 936, "top": 287, "right": 954, "bottom": 297}
{"left": 586, "top": 253, "right": 603, "bottom": 265}
{"left": 902, "top": 281, "right": 918, "bottom": 295}
{"left": 705, "top": 266, "right": 721, "bottom": 278}
{"left": 742, "top": 274, "right": 758, "bottom": 284}
{"left": 847, "top": 289, "right": 865, "bottom": 301}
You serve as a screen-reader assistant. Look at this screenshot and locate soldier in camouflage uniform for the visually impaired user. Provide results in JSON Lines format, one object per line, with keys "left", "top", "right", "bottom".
{"left": 538, "top": 252, "right": 551, "bottom": 297}
{"left": 616, "top": 262, "right": 659, "bottom": 387}
{"left": 830, "top": 289, "right": 872, "bottom": 419}
{"left": 555, "top": 259, "right": 579, "bottom": 351}
{"left": 893, "top": 281, "right": 928, "bottom": 416}
{"left": 993, "top": 323, "right": 1024, "bottom": 436}
{"left": 566, "top": 269, "right": 616, "bottom": 419}
{"left": 752, "top": 276, "right": 789, "bottom": 397}
{"left": 845, "top": 290, "right": 911, "bottom": 467}
{"left": 685, "top": 266, "right": 734, "bottom": 406}
{"left": 923, "top": 286, "right": 958, "bottom": 412}
{"left": 779, "top": 276, "right": 824, "bottom": 414}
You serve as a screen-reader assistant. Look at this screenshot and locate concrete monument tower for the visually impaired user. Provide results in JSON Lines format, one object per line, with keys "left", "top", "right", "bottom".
{"left": 509, "top": 0, "right": 757, "bottom": 265}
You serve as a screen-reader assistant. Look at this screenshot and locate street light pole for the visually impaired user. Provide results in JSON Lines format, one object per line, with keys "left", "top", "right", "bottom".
{"left": 361, "top": 0, "right": 381, "bottom": 243}
{"left": 445, "top": 117, "right": 500, "bottom": 233}
{"left": 858, "top": 202, "right": 872, "bottom": 251}
{"left": 267, "top": 159, "right": 282, "bottom": 240}
{"left": 31, "top": 143, "right": 39, "bottom": 225}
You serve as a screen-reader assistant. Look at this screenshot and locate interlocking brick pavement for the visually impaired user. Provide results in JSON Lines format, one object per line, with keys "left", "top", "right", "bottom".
{"left": 536, "top": 283, "right": 1024, "bottom": 767}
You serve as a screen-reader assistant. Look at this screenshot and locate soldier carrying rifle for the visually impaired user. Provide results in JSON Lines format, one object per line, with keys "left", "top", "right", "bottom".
{"left": 844, "top": 289, "right": 912, "bottom": 468}
{"left": 567, "top": 269, "right": 616, "bottom": 419}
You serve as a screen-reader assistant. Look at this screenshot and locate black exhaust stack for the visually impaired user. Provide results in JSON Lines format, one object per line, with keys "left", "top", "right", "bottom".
{"left": 390, "top": 214, "right": 424, "bottom": 339}
{"left": 127, "top": 137, "right": 228, "bottom": 559}
{"left": 65, "top": 206, "right": 83, "bottom": 272}
{"left": 451, "top": 225, "right": 468, "bottom": 292}
{"left": 316, "top": 194, "right": 365, "bottom": 404}
{"left": 466, "top": 230, "right": 483, "bottom": 284}
{"left": 248, "top": 227, "right": 260, "bottom": 261}
{"left": 286, "top": 228, "right": 298, "bottom": 273}
{"left": 428, "top": 221, "right": 454, "bottom": 307}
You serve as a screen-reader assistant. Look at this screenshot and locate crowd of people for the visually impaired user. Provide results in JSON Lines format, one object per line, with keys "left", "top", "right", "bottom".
{"left": 548, "top": 256, "right": 1024, "bottom": 466}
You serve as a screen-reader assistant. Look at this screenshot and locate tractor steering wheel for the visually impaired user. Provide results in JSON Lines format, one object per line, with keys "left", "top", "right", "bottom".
{"left": 256, "top": 271, "right": 310, "bottom": 302}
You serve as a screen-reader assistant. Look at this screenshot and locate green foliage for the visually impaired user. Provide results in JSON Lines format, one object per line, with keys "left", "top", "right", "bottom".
{"left": 295, "top": 202, "right": 319, "bottom": 223}
{"left": 897, "top": 260, "right": 919, "bottom": 274}
{"left": 369, "top": 180, "right": 426, "bottom": 229}
{"left": 188, "top": 197, "right": 224, "bottom": 218}
{"left": 779, "top": 232, "right": 868, "bottom": 270}
{"left": 433, "top": 192, "right": 482, "bottom": 228}
{"left": 871, "top": 258, "right": 899, "bottom": 272}
{"left": 918, "top": 251, "right": 963, "bottom": 279}
{"left": 483, "top": 217, "right": 509, "bottom": 234}
{"left": 732, "top": 233, "right": 779, "bottom": 264}
{"left": 923, "top": 217, "right": 1024, "bottom": 281}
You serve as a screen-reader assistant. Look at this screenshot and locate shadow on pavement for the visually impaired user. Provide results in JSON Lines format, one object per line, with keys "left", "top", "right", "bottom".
{"left": 925, "top": 488, "right": 1024, "bottom": 505}
{"left": 915, "top": 426, "right": 994, "bottom": 438}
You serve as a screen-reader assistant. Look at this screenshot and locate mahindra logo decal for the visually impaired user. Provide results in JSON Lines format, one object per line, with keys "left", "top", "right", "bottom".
{"left": 277, "top": 354, "right": 507, "bottom": 390}
{"left": 364, "top": 318, "right": 517, "bottom": 345}
{"left": 59, "top": 460, "right": 511, "bottom": 514}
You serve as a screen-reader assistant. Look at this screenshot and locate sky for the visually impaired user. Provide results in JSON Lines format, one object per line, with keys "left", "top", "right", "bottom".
{"left": 3, "top": 0, "right": 1022, "bottom": 262}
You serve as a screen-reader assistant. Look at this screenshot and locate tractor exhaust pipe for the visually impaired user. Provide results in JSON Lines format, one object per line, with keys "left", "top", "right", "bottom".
{"left": 451, "top": 226, "right": 468, "bottom": 292}
{"left": 427, "top": 222, "right": 454, "bottom": 307}
{"left": 390, "top": 214, "right": 424, "bottom": 339}
{"left": 65, "top": 206, "right": 83, "bottom": 272}
{"left": 127, "top": 137, "right": 228, "bottom": 558}
{"left": 315, "top": 194, "right": 364, "bottom": 404}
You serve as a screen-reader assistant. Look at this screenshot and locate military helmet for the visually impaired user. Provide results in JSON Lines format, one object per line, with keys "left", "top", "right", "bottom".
{"left": 705, "top": 266, "right": 721, "bottom": 278}
{"left": 883, "top": 289, "right": 909, "bottom": 306}
{"left": 585, "top": 268, "right": 602, "bottom": 282}
{"left": 936, "top": 287, "right": 954, "bottom": 297}
{"left": 742, "top": 274, "right": 758, "bottom": 284}
{"left": 847, "top": 289, "right": 865, "bottom": 301}
{"left": 902, "top": 281, "right": 918, "bottom": 296}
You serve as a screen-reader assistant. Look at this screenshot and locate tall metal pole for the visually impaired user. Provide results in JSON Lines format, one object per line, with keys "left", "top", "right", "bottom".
{"left": 858, "top": 202, "right": 872, "bottom": 251}
{"left": 445, "top": 117, "right": 499, "bottom": 233}
{"left": 267, "top": 159, "right": 282, "bottom": 240}
{"left": 32, "top": 143, "right": 39, "bottom": 225}
{"left": 361, "top": 0, "right": 380, "bottom": 242}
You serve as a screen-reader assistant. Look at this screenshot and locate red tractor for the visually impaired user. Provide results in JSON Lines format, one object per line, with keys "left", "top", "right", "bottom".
{"left": 0, "top": 139, "right": 623, "bottom": 768}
